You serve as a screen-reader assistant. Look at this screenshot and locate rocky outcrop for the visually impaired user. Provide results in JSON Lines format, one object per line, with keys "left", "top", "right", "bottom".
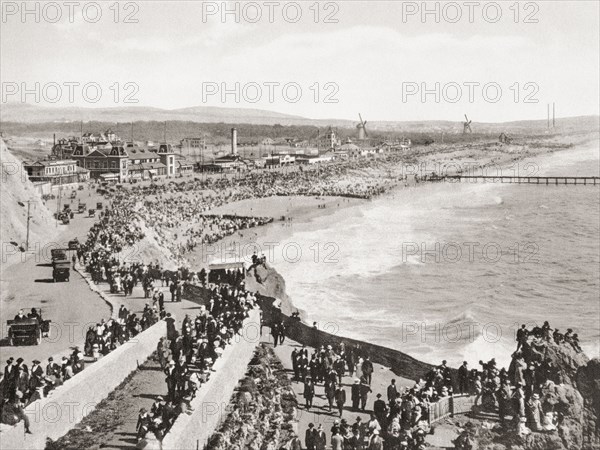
{"left": 476, "top": 340, "right": 599, "bottom": 450}
{"left": 577, "top": 358, "right": 600, "bottom": 449}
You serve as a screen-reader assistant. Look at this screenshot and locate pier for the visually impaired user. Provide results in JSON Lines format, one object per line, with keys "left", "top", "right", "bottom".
{"left": 434, "top": 175, "right": 599, "bottom": 185}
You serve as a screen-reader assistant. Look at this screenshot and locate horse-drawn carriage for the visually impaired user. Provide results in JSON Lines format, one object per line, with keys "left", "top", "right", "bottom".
{"left": 6, "top": 310, "right": 51, "bottom": 346}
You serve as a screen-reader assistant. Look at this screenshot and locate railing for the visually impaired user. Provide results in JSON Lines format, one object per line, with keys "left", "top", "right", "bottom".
{"left": 428, "top": 394, "right": 477, "bottom": 424}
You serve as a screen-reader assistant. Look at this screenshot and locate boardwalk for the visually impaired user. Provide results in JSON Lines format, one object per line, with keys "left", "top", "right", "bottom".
{"left": 438, "top": 175, "right": 599, "bottom": 185}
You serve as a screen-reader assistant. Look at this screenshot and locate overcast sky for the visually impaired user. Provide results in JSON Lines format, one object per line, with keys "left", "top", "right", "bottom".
{"left": 1, "top": 1, "right": 599, "bottom": 122}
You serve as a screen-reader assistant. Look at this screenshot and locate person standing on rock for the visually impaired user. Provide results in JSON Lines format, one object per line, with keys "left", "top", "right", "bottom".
{"left": 458, "top": 361, "right": 469, "bottom": 394}
{"left": 304, "top": 376, "right": 315, "bottom": 409}
{"left": 526, "top": 393, "right": 544, "bottom": 431}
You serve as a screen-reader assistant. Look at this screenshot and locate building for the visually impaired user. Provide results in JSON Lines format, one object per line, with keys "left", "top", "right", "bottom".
{"left": 175, "top": 155, "right": 195, "bottom": 175}
{"left": 127, "top": 147, "right": 167, "bottom": 180}
{"left": 157, "top": 143, "right": 176, "bottom": 177}
{"left": 296, "top": 153, "right": 334, "bottom": 165}
{"left": 181, "top": 137, "right": 205, "bottom": 149}
{"left": 72, "top": 144, "right": 128, "bottom": 181}
{"left": 265, "top": 154, "right": 296, "bottom": 166}
{"left": 24, "top": 159, "right": 90, "bottom": 185}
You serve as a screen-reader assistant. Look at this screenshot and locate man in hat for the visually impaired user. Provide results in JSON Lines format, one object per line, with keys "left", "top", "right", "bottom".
{"left": 30, "top": 360, "right": 43, "bottom": 384}
{"left": 165, "top": 360, "right": 177, "bottom": 401}
{"left": 362, "top": 357, "right": 373, "bottom": 385}
{"left": 373, "top": 393, "right": 387, "bottom": 427}
{"left": 458, "top": 361, "right": 469, "bottom": 394}
{"left": 15, "top": 366, "right": 29, "bottom": 400}
{"left": 136, "top": 408, "right": 151, "bottom": 442}
{"left": 304, "top": 376, "right": 315, "bottom": 409}
{"left": 387, "top": 379, "right": 398, "bottom": 406}
{"left": 118, "top": 305, "right": 128, "bottom": 321}
{"left": 305, "top": 422, "right": 318, "bottom": 450}
{"left": 516, "top": 324, "right": 528, "bottom": 350}
{"left": 351, "top": 379, "right": 361, "bottom": 410}
{"left": 335, "top": 384, "right": 347, "bottom": 417}
{"left": 360, "top": 378, "right": 372, "bottom": 411}
{"left": 3, "top": 358, "right": 15, "bottom": 396}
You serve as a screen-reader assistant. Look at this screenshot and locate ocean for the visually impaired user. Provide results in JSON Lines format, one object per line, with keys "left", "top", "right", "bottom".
{"left": 258, "top": 142, "right": 600, "bottom": 368}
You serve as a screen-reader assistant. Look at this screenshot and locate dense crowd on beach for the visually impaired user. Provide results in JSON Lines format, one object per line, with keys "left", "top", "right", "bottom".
{"left": 281, "top": 318, "right": 584, "bottom": 450}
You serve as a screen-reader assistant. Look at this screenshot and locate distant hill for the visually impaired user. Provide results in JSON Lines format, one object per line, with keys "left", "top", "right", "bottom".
{"left": 1, "top": 103, "right": 598, "bottom": 135}
{"left": 1, "top": 103, "right": 308, "bottom": 126}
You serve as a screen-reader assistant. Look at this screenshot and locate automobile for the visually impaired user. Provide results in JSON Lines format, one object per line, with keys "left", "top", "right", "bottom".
{"left": 70, "top": 191, "right": 77, "bottom": 199}
{"left": 68, "top": 239, "right": 79, "bottom": 250}
{"left": 78, "top": 185, "right": 84, "bottom": 190}
{"left": 50, "top": 248, "right": 67, "bottom": 261}
{"left": 52, "top": 260, "right": 70, "bottom": 282}
{"left": 88, "top": 209, "right": 96, "bottom": 217}
{"left": 96, "top": 202, "right": 103, "bottom": 210}
{"left": 78, "top": 203, "right": 87, "bottom": 213}
{"left": 7, "top": 309, "right": 51, "bottom": 346}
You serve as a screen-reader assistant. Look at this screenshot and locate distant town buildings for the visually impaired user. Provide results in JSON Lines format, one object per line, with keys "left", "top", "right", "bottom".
{"left": 23, "top": 159, "right": 89, "bottom": 184}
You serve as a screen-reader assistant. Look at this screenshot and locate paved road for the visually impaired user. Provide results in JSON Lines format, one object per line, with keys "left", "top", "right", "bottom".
{"left": 0, "top": 186, "right": 111, "bottom": 366}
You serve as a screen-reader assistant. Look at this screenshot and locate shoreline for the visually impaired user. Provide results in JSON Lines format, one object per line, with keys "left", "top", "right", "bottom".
{"left": 184, "top": 135, "right": 599, "bottom": 368}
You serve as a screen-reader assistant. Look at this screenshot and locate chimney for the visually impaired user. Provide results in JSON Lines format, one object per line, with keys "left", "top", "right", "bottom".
{"left": 231, "top": 128, "right": 237, "bottom": 155}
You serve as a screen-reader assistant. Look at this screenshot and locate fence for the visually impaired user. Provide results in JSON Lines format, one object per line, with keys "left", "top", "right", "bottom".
{"left": 428, "top": 394, "right": 477, "bottom": 424}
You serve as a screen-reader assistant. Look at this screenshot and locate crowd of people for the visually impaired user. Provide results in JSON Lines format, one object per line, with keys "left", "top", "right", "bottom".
{"left": 135, "top": 282, "right": 258, "bottom": 443}
{"left": 284, "top": 319, "right": 584, "bottom": 450}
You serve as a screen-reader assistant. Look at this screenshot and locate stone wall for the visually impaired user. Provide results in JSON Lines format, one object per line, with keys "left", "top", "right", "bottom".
{"left": 257, "top": 294, "right": 434, "bottom": 381}
{"left": 0, "top": 321, "right": 166, "bottom": 450}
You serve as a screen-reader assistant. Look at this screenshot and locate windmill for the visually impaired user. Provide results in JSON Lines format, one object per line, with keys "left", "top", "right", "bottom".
{"left": 463, "top": 114, "right": 472, "bottom": 134}
{"left": 357, "top": 113, "right": 368, "bottom": 140}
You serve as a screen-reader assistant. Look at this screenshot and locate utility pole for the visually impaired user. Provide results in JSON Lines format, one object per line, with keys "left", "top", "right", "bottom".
{"left": 547, "top": 104, "right": 550, "bottom": 129}
{"left": 553, "top": 102, "right": 556, "bottom": 128}
{"left": 25, "top": 200, "right": 32, "bottom": 251}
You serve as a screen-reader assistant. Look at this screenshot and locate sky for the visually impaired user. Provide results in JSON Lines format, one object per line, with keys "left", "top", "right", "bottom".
{"left": 1, "top": 1, "right": 599, "bottom": 122}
